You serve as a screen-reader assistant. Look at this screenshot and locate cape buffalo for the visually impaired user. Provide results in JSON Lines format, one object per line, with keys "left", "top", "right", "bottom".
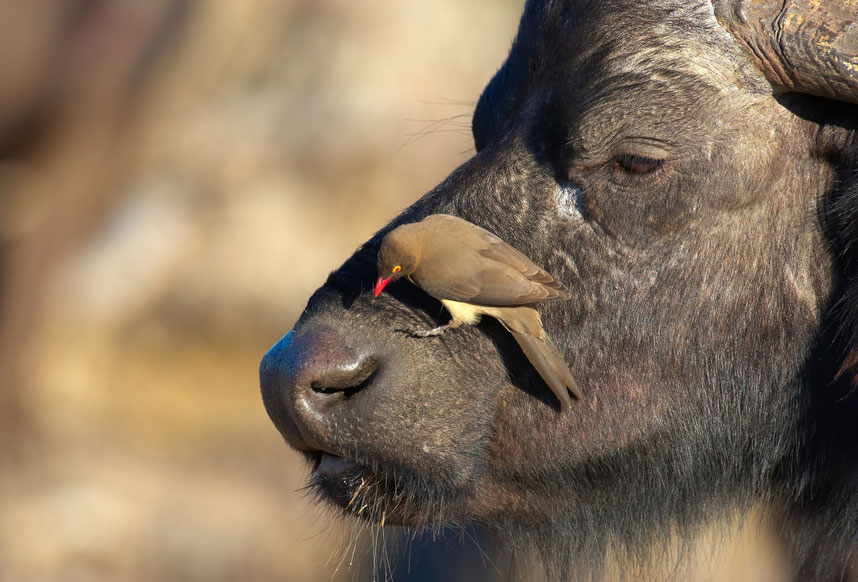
{"left": 260, "top": 0, "right": 858, "bottom": 579}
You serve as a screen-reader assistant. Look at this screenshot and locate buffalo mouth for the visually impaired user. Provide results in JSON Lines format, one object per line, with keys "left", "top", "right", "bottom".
{"left": 306, "top": 451, "right": 457, "bottom": 528}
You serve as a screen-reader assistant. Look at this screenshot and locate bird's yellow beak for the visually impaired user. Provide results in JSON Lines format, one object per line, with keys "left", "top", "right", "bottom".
{"left": 374, "top": 276, "right": 391, "bottom": 297}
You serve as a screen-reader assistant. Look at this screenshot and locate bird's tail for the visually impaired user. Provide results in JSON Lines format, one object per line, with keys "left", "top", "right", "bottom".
{"left": 509, "top": 329, "right": 583, "bottom": 409}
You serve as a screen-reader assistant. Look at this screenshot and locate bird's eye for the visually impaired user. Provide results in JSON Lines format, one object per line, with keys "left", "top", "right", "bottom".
{"left": 392, "top": 265, "right": 401, "bottom": 273}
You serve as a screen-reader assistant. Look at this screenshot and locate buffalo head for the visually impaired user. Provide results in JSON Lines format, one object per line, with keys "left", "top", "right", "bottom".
{"left": 261, "top": 0, "right": 858, "bottom": 579}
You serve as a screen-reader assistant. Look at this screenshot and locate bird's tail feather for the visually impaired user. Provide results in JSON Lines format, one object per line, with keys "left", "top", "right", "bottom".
{"left": 509, "top": 330, "right": 582, "bottom": 409}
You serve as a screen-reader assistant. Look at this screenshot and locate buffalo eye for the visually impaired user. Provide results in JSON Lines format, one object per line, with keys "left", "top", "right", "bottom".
{"left": 611, "top": 153, "right": 664, "bottom": 177}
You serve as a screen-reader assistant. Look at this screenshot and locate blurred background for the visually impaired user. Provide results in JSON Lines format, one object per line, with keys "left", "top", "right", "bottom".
{"left": 0, "top": 1, "right": 789, "bottom": 581}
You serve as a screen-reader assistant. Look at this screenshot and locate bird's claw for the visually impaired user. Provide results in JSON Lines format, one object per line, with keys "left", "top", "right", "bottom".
{"left": 411, "top": 324, "right": 451, "bottom": 337}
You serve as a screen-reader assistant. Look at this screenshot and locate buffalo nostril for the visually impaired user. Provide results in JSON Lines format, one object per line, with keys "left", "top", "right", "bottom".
{"left": 293, "top": 327, "right": 378, "bottom": 409}
{"left": 289, "top": 327, "right": 378, "bottom": 448}
{"left": 309, "top": 354, "right": 377, "bottom": 398}
{"left": 261, "top": 324, "right": 379, "bottom": 453}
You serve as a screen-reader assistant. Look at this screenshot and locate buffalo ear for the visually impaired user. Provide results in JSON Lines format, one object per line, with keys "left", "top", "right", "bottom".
{"left": 841, "top": 253, "right": 858, "bottom": 390}
{"left": 839, "top": 307, "right": 858, "bottom": 390}
{"left": 715, "top": 0, "right": 858, "bottom": 385}
{"left": 844, "top": 344, "right": 858, "bottom": 389}
{"left": 833, "top": 181, "right": 858, "bottom": 388}
{"left": 713, "top": 0, "right": 858, "bottom": 105}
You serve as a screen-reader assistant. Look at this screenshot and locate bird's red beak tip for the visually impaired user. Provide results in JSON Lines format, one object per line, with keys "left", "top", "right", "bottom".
{"left": 374, "top": 276, "right": 391, "bottom": 297}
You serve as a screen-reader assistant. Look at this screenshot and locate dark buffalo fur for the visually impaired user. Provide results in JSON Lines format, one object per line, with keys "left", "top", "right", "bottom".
{"left": 260, "top": 0, "right": 858, "bottom": 579}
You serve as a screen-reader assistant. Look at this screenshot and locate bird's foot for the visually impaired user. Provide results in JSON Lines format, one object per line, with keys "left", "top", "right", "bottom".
{"left": 411, "top": 321, "right": 462, "bottom": 337}
{"left": 411, "top": 324, "right": 451, "bottom": 337}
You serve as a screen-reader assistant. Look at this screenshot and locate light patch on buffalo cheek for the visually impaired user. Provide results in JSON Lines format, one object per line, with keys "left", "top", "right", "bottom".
{"left": 556, "top": 182, "right": 585, "bottom": 219}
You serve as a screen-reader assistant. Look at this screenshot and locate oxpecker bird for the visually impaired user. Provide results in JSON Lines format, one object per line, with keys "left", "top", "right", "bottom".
{"left": 373, "top": 214, "right": 582, "bottom": 409}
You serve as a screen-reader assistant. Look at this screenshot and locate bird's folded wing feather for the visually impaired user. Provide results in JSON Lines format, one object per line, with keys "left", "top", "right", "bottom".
{"left": 441, "top": 254, "right": 570, "bottom": 306}
{"left": 463, "top": 236, "right": 570, "bottom": 305}
{"left": 417, "top": 214, "right": 571, "bottom": 305}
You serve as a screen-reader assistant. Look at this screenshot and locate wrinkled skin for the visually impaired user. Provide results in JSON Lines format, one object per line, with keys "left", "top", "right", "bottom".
{"left": 261, "top": 0, "right": 858, "bottom": 579}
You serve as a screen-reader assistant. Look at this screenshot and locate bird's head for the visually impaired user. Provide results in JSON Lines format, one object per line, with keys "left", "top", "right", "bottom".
{"left": 374, "top": 226, "right": 420, "bottom": 297}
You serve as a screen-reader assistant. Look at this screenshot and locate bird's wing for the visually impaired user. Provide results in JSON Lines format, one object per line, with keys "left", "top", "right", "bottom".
{"left": 478, "top": 238, "right": 570, "bottom": 292}
{"left": 438, "top": 248, "right": 570, "bottom": 306}
{"left": 416, "top": 215, "right": 571, "bottom": 305}
{"left": 441, "top": 262, "right": 568, "bottom": 305}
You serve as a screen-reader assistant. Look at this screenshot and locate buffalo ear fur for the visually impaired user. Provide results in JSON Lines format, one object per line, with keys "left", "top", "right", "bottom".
{"left": 810, "top": 103, "right": 858, "bottom": 389}
{"left": 775, "top": 115, "right": 858, "bottom": 581}
{"left": 835, "top": 183, "right": 858, "bottom": 388}
{"left": 832, "top": 134, "right": 858, "bottom": 388}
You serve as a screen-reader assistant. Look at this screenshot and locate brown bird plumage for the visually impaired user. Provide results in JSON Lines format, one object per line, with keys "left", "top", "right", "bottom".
{"left": 374, "top": 214, "right": 582, "bottom": 409}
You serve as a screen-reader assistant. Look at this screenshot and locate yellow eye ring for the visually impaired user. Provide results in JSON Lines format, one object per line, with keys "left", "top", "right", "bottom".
{"left": 392, "top": 265, "right": 401, "bottom": 273}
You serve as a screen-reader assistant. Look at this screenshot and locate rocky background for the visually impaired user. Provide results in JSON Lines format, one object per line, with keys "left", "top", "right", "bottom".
{"left": 0, "top": 1, "right": 789, "bottom": 580}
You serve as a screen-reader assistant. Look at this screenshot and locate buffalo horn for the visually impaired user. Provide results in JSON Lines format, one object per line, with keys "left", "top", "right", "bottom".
{"left": 713, "top": 0, "right": 858, "bottom": 104}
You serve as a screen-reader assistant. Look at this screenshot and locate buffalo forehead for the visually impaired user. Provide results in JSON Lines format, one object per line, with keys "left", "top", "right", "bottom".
{"left": 509, "top": 0, "right": 764, "bottom": 129}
